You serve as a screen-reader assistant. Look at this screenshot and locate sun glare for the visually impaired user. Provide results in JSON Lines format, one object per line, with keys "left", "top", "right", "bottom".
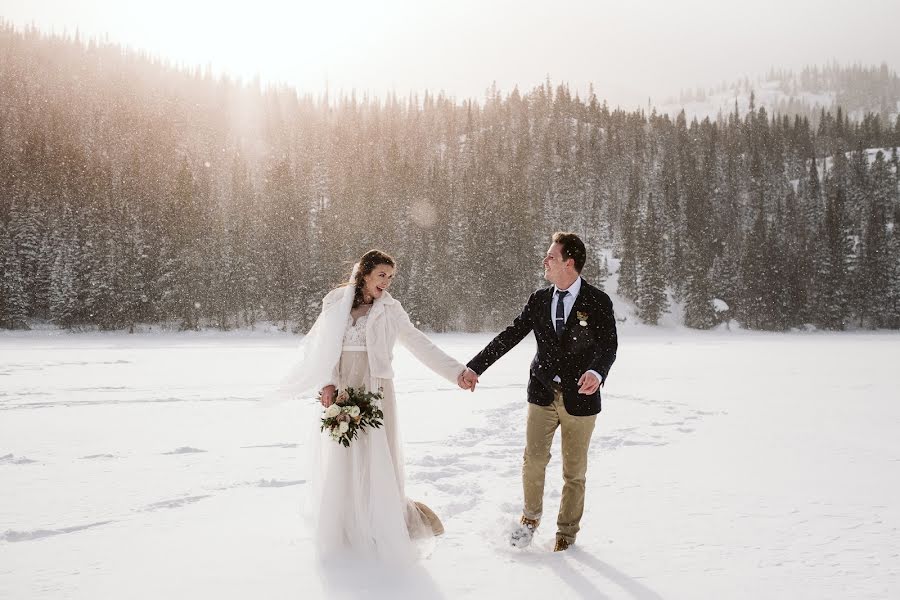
{"left": 5, "top": 0, "right": 407, "bottom": 92}
{"left": 3, "top": 0, "right": 899, "bottom": 105}
{"left": 111, "top": 1, "right": 392, "bottom": 88}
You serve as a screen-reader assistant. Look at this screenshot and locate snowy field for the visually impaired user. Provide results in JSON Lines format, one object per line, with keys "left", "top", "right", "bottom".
{"left": 1, "top": 328, "right": 899, "bottom": 600}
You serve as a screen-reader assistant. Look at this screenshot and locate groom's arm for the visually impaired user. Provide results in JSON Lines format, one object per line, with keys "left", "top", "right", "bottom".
{"left": 467, "top": 292, "right": 537, "bottom": 376}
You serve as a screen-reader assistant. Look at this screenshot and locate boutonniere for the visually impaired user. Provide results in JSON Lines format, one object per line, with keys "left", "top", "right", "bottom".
{"left": 577, "top": 311, "right": 589, "bottom": 326}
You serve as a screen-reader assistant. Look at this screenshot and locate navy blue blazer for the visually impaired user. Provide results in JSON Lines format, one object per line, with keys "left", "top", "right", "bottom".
{"left": 467, "top": 279, "right": 617, "bottom": 416}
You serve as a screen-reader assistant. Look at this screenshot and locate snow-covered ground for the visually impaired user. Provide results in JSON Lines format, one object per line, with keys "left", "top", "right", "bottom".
{"left": 2, "top": 328, "right": 899, "bottom": 599}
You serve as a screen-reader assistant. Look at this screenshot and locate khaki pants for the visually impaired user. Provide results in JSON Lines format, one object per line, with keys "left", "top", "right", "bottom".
{"left": 522, "top": 389, "right": 597, "bottom": 543}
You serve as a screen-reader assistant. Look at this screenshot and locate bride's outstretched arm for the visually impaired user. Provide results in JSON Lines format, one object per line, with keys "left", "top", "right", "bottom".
{"left": 393, "top": 302, "right": 466, "bottom": 384}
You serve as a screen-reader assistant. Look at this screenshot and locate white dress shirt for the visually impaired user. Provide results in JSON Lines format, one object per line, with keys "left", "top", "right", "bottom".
{"left": 551, "top": 277, "right": 602, "bottom": 385}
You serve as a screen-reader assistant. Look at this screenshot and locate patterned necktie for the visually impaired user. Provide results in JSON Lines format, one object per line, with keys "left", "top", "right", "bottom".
{"left": 554, "top": 289, "right": 569, "bottom": 337}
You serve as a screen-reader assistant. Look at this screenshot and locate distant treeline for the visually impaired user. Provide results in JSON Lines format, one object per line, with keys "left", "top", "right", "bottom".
{"left": 678, "top": 62, "right": 900, "bottom": 121}
{"left": 1, "top": 23, "right": 899, "bottom": 332}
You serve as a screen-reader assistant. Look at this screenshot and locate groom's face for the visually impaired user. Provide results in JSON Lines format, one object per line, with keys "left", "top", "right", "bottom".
{"left": 543, "top": 242, "right": 570, "bottom": 285}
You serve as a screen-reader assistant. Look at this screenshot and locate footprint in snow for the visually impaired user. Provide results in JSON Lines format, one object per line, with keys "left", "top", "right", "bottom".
{"left": 162, "top": 447, "right": 207, "bottom": 455}
{"left": 0, "top": 453, "right": 37, "bottom": 464}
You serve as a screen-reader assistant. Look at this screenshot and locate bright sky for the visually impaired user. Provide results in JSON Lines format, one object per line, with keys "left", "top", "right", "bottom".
{"left": 2, "top": 0, "right": 898, "bottom": 107}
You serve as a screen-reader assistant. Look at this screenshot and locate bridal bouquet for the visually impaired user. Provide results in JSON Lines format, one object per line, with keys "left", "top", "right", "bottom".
{"left": 320, "top": 386, "right": 385, "bottom": 447}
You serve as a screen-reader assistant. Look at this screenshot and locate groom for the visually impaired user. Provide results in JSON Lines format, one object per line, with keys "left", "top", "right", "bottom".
{"left": 460, "top": 232, "right": 617, "bottom": 552}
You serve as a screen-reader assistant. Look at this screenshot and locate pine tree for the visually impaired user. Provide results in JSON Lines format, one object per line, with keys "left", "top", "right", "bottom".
{"left": 765, "top": 193, "right": 792, "bottom": 330}
{"left": 739, "top": 209, "right": 770, "bottom": 329}
{"left": 80, "top": 202, "right": 118, "bottom": 329}
{"left": 795, "top": 157, "right": 823, "bottom": 325}
{"left": 886, "top": 225, "right": 900, "bottom": 328}
{"left": 681, "top": 121, "right": 717, "bottom": 329}
{"left": 779, "top": 188, "right": 805, "bottom": 328}
{"left": 616, "top": 163, "right": 640, "bottom": 303}
{"left": 7, "top": 198, "right": 40, "bottom": 320}
{"left": 49, "top": 238, "right": 78, "bottom": 328}
{"left": 636, "top": 196, "right": 668, "bottom": 324}
{"left": 816, "top": 156, "right": 853, "bottom": 330}
{"left": 261, "top": 160, "right": 303, "bottom": 330}
{"left": 0, "top": 223, "right": 29, "bottom": 329}
{"left": 860, "top": 151, "right": 898, "bottom": 328}
{"left": 116, "top": 209, "right": 149, "bottom": 333}
{"left": 709, "top": 245, "right": 740, "bottom": 325}
{"left": 682, "top": 258, "right": 716, "bottom": 328}
{"left": 164, "top": 160, "right": 205, "bottom": 330}
{"left": 32, "top": 231, "right": 54, "bottom": 319}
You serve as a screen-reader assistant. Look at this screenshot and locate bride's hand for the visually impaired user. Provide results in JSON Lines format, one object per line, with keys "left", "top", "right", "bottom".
{"left": 458, "top": 368, "right": 478, "bottom": 392}
{"left": 320, "top": 385, "right": 336, "bottom": 407}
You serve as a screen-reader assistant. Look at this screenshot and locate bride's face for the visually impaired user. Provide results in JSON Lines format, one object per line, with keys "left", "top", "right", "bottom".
{"left": 362, "top": 264, "right": 395, "bottom": 302}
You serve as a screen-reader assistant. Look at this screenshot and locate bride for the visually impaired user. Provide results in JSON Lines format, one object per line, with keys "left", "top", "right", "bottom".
{"left": 276, "top": 249, "right": 478, "bottom": 563}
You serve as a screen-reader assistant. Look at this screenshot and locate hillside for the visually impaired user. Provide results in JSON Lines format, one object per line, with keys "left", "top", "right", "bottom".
{"left": 663, "top": 63, "right": 900, "bottom": 124}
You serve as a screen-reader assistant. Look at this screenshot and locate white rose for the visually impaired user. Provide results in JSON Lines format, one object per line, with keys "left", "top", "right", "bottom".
{"left": 338, "top": 421, "right": 350, "bottom": 434}
{"left": 325, "top": 404, "right": 341, "bottom": 418}
{"left": 349, "top": 406, "right": 361, "bottom": 418}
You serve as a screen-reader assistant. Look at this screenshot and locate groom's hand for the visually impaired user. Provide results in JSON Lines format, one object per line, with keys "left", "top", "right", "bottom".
{"left": 458, "top": 368, "right": 479, "bottom": 392}
{"left": 577, "top": 372, "right": 601, "bottom": 395}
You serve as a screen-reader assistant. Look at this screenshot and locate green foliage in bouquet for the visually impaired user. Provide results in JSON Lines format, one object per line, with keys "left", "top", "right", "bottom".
{"left": 320, "top": 386, "right": 385, "bottom": 447}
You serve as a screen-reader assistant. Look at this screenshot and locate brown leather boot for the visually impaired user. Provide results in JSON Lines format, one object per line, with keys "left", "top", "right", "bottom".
{"left": 510, "top": 516, "right": 539, "bottom": 548}
{"left": 553, "top": 536, "right": 571, "bottom": 552}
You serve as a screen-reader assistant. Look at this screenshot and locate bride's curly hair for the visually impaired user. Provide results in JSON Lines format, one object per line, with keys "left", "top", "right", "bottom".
{"left": 351, "top": 250, "right": 396, "bottom": 309}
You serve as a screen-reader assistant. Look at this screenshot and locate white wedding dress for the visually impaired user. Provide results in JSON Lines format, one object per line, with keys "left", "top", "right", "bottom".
{"left": 305, "top": 312, "right": 438, "bottom": 563}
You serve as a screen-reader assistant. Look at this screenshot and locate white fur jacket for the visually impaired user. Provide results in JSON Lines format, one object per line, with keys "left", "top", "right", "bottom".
{"left": 321, "top": 288, "right": 465, "bottom": 388}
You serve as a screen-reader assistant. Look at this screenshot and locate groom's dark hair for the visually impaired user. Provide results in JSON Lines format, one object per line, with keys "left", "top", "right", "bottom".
{"left": 552, "top": 232, "right": 586, "bottom": 273}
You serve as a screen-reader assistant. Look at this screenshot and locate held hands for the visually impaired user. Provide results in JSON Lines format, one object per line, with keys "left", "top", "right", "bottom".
{"left": 319, "top": 384, "right": 336, "bottom": 407}
{"left": 457, "top": 368, "right": 479, "bottom": 392}
{"left": 577, "top": 371, "right": 602, "bottom": 395}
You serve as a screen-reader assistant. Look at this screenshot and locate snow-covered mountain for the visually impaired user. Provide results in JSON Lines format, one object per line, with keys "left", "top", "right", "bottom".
{"left": 660, "top": 63, "right": 900, "bottom": 122}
